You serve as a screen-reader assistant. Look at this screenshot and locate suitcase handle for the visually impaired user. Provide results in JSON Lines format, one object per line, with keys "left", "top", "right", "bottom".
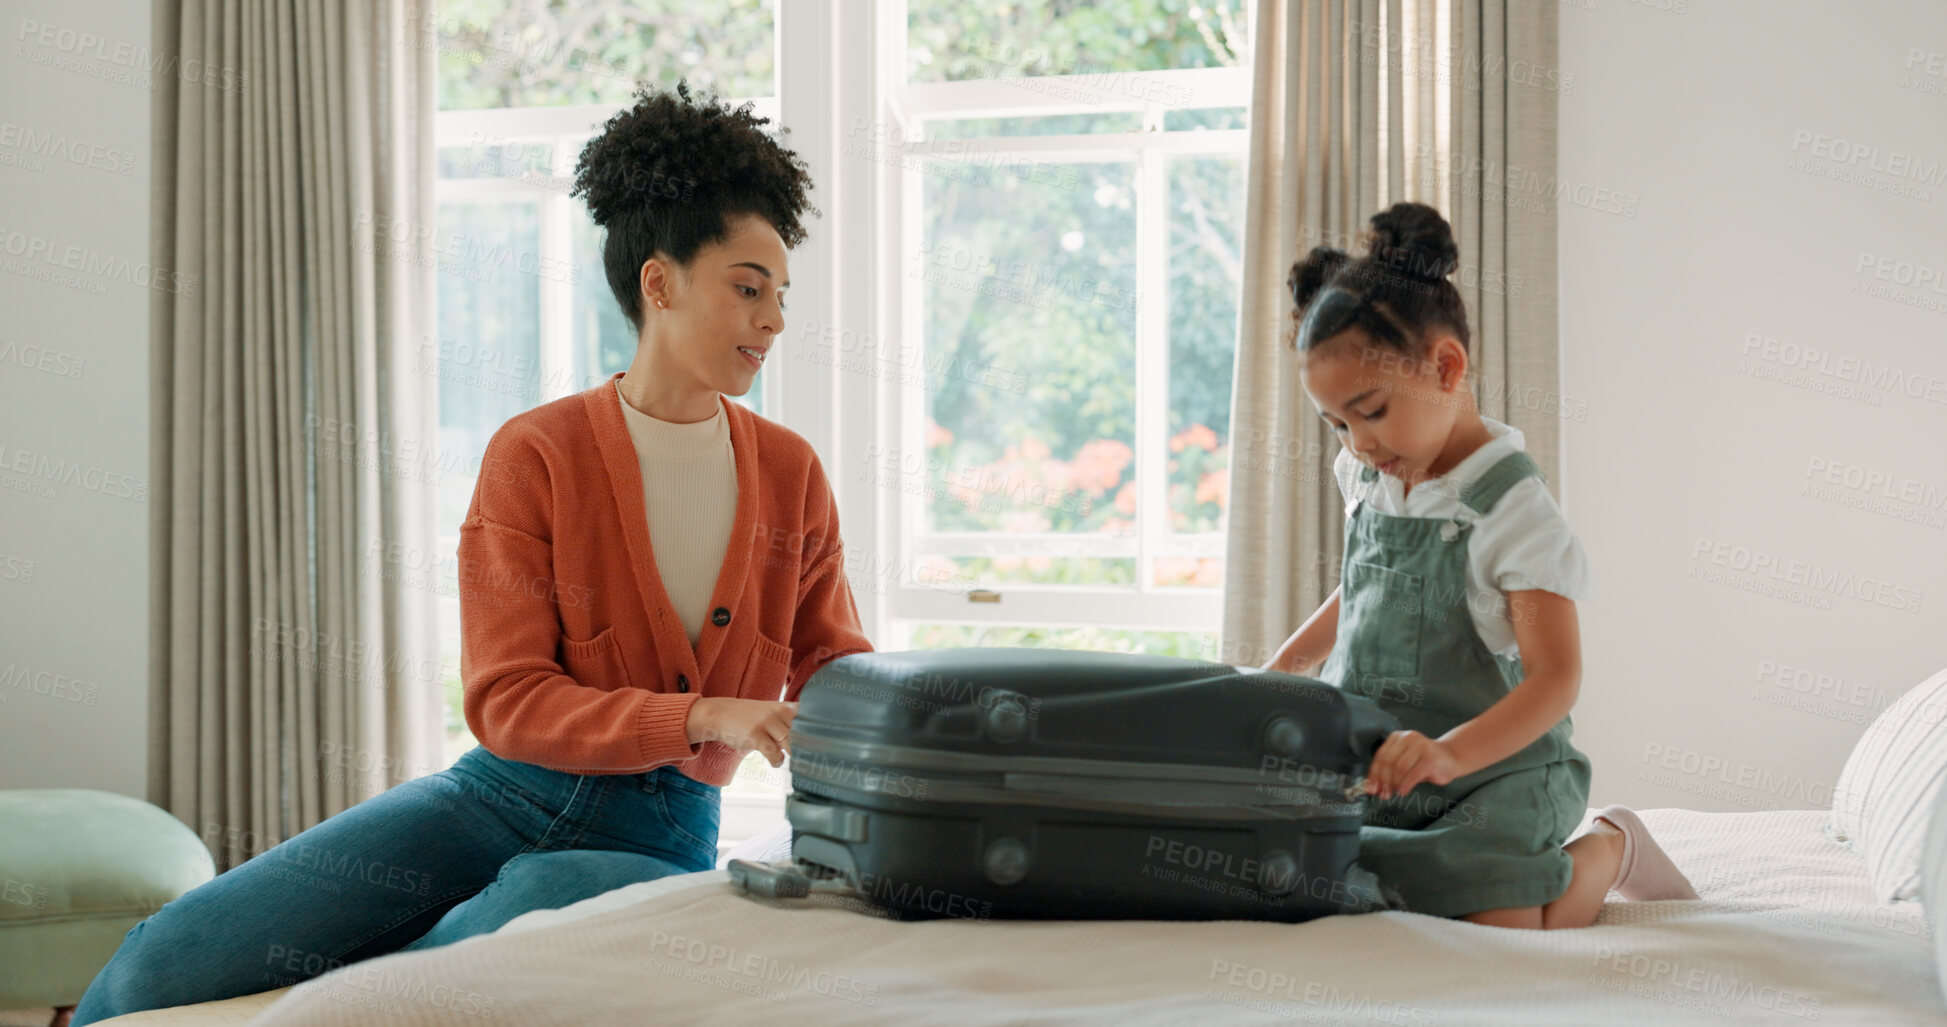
{"left": 727, "top": 859, "right": 812, "bottom": 898}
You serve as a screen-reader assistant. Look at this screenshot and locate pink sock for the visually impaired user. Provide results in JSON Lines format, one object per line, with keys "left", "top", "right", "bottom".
{"left": 1595, "top": 805, "right": 1699, "bottom": 901}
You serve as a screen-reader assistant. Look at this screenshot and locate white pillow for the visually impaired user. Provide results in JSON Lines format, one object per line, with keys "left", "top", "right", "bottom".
{"left": 714, "top": 819, "right": 794, "bottom": 870}
{"left": 1829, "top": 666, "right": 1947, "bottom": 902}
{"left": 1918, "top": 775, "right": 1947, "bottom": 1003}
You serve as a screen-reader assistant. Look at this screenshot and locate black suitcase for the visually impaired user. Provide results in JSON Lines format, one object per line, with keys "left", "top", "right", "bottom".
{"left": 728, "top": 648, "right": 1400, "bottom": 922}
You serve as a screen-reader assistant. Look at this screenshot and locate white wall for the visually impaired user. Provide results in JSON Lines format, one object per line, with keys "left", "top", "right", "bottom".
{"left": 1560, "top": 0, "right": 1947, "bottom": 811}
{"left": 0, "top": 0, "right": 152, "bottom": 796}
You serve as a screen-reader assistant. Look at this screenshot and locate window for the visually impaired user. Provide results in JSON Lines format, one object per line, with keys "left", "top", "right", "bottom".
{"left": 879, "top": 1, "right": 1253, "bottom": 658}
{"left": 420, "top": 1, "right": 1255, "bottom": 844}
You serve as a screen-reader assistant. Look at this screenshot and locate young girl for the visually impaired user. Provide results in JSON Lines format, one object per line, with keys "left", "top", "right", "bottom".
{"left": 1264, "top": 202, "right": 1697, "bottom": 929}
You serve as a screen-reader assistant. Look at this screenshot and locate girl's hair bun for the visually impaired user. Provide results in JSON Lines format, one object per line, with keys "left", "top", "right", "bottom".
{"left": 1365, "top": 202, "right": 1458, "bottom": 282}
{"left": 1288, "top": 245, "right": 1351, "bottom": 309}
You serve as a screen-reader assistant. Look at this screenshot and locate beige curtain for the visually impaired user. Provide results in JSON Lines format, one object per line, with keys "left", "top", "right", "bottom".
{"left": 1220, "top": 0, "right": 1560, "bottom": 666}
{"left": 149, "top": 0, "right": 442, "bottom": 871}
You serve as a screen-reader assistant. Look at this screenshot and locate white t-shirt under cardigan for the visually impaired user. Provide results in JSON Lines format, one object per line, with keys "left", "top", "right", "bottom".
{"left": 1330, "top": 416, "right": 1592, "bottom": 657}
{"left": 614, "top": 380, "right": 739, "bottom": 648}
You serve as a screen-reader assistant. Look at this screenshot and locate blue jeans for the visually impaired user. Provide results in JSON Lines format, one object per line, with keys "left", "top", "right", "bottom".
{"left": 70, "top": 746, "right": 720, "bottom": 1024}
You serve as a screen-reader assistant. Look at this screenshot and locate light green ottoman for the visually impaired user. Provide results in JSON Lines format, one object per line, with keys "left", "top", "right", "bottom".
{"left": 0, "top": 789, "right": 214, "bottom": 1010}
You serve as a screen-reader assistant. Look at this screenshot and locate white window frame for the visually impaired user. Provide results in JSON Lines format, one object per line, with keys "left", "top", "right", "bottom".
{"left": 872, "top": 0, "right": 1253, "bottom": 647}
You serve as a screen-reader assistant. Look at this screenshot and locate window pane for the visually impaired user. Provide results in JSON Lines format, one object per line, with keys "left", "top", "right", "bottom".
{"left": 904, "top": 622, "right": 1219, "bottom": 661}
{"left": 570, "top": 209, "right": 764, "bottom": 416}
{"left": 1162, "top": 106, "right": 1248, "bottom": 132}
{"left": 724, "top": 751, "right": 787, "bottom": 796}
{"left": 435, "top": 202, "right": 544, "bottom": 531}
{"left": 1155, "top": 154, "right": 1243, "bottom": 590}
{"left": 571, "top": 210, "right": 637, "bottom": 390}
{"left": 435, "top": 0, "right": 776, "bottom": 110}
{"left": 432, "top": 201, "right": 543, "bottom": 758}
{"left": 928, "top": 556, "right": 1136, "bottom": 588}
{"left": 908, "top": 1, "right": 1249, "bottom": 83}
{"left": 439, "top": 595, "right": 468, "bottom": 767}
{"left": 922, "top": 113, "right": 1143, "bottom": 140}
{"left": 915, "top": 160, "right": 1136, "bottom": 587}
{"left": 436, "top": 140, "right": 556, "bottom": 181}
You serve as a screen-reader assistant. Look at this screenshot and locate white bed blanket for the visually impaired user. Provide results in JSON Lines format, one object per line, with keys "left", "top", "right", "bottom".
{"left": 241, "top": 809, "right": 1945, "bottom": 1026}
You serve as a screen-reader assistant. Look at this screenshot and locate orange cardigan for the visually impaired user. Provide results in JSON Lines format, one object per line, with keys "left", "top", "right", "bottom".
{"left": 456, "top": 371, "right": 873, "bottom": 784}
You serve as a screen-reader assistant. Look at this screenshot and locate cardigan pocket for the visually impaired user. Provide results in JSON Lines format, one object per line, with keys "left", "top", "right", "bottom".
{"left": 560, "top": 625, "right": 630, "bottom": 690}
{"left": 738, "top": 631, "right": 794, "bottom": 699}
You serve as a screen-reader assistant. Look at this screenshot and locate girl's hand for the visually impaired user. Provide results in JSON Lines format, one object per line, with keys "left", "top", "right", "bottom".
{"left": 685, "top": 697, "right": 797, "bottom": 767}
{"left": 1364, "top": 730, "right": 1462, "bottom": 800}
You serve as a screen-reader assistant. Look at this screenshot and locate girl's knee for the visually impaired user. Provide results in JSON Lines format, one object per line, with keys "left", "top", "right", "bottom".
{"left": 1460, "top": 904, "right": 1544, "bottom": 929}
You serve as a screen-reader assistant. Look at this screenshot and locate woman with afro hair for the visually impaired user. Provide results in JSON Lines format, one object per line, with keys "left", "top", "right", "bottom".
{"left": 72, "top": 83, "right": 873, "bottom": 1024}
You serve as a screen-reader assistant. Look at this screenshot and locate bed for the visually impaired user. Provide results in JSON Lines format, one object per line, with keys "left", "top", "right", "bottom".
{"left": 93, "top": 806, "right": 1945, "bottom": 1025}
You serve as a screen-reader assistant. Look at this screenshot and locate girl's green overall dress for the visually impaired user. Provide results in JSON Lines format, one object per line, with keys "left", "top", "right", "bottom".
{"left": 1319, "top": 450, "right": 1593, "bottom": 918}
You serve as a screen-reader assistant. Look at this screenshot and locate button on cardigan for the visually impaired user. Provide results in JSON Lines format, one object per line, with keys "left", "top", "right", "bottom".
{"left": 456, "top": 370, "right": 873, "bottom": 784}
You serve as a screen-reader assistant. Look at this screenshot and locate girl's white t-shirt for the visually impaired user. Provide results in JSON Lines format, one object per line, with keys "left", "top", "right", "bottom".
{"left": 1330, "top": 417, "right": 1592, "bottom": 657}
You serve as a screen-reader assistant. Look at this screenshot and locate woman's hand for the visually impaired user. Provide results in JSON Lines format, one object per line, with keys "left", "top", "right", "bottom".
{"left": 685, "top": 697, "right": 797, "bottom": 767}
{"left": 1364, "top": 730, "right": 1462, "bottom": 800}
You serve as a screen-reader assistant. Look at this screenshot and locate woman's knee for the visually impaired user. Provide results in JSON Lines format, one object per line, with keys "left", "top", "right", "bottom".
{"left": 72, "top": 908, "right": 206, "bottom": 1022}
{"left": 492, "top": 849, "right": 687, "bottom": 903}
